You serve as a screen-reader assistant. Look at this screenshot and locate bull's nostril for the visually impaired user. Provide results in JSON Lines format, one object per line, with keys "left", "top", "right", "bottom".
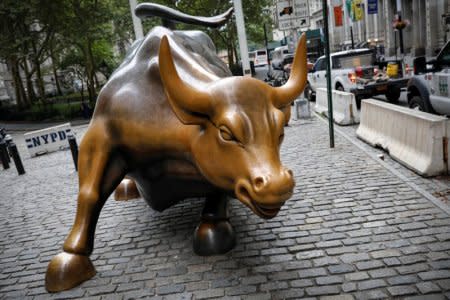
{"left": 254, "top": 177, "right": 265, "bottom": 189}
{"left": 287, "top": 169, "right": 293, "bottom": 177}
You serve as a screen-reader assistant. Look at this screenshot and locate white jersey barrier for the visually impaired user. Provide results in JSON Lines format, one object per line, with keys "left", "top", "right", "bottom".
{"left": 24, "top": 123, "right": 73, "bottom": 157}
{"left": 314, "top": 88, "right": 360, "bottom": 125}
{"left": 356, "top": 99, "right": 449, "bottom": 177}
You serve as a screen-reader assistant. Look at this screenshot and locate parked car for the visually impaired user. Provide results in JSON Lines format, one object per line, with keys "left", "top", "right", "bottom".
{"left": 407, "top": 40, "right": 450, "bottom": 115}
{"left": 305, "top": 48, "right": 405, "bottom": 106}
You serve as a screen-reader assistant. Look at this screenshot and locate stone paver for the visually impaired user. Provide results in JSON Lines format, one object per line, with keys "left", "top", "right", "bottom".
{"left": 1, "top": 113, "right": 450, "bottom": 299}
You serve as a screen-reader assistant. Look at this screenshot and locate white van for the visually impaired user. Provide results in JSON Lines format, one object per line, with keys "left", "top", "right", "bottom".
{"left": 254, "top": 49, "right": 268, "bottom": 67}
{"left": 271, "top": 46, "right": 290, "bottom": 70}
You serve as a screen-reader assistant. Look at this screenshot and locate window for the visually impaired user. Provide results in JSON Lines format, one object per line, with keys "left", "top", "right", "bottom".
{"left": 334, "top": 51, "right": 374, "bottom": 69}
{"left": 314, "top": 58, "right": 326, "bottom": 71}
{"left": 438, "top": 43, "right": 450, "bottom": 66}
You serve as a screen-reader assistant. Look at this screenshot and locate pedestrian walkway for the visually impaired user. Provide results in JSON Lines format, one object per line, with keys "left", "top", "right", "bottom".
{"left": 0, "top": 118, "right": 90, "bottom": 132}
{"left": 0, "top": 114, "right": 449, "bottom": 299}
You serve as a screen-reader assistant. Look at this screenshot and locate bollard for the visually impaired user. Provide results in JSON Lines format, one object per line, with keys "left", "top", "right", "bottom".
{"left": 4, "top": 134, "right": 12, "bottom": 162}
{"left": 0, "top": 140, "right": 10, "bottom": 169}
{"left": 68, "top": 133, "right": 78, "bottom": 171}
{"left": 9, "top": 142, "right": 25, "bottom": 175}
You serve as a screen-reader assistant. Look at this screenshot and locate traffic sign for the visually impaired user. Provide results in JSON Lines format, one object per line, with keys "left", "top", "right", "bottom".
{"left": 276, "top": 0, "right": 310, "bottom": 30}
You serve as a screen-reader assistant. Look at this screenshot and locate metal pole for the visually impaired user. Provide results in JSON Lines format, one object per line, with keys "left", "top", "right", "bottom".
{"left": 4, "top": 134, "right": 12, "bottom": 162}
{"left": 233, "top": 0, "right": 251, "bottom": 76}
{"left": 129, "top": 0, "right": 144, "bottom": 40}
{"left": 322, "top": 0, "right": 335, "bottom": 148}
{"left": 9, "top": 143, "right": 25, "bottom": 175}
{"left": 68, "top": 133, "right": 79, "bottom": 171}
{"left": 0, "top": 140, "right": 10, "bottom": 169}
{"left": 350, "top": 26, "right": 354, "bottom": 49}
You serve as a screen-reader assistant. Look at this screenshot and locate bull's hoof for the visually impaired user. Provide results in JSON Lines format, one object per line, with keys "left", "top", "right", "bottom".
{"left": 45, "top": 252, "right": 96, "bottom": 292}
{"left": 115, "top": 177, "right": 140, "bottom": 201}
{"left": 193, "top": 219, "right": 236, "bottom": 256}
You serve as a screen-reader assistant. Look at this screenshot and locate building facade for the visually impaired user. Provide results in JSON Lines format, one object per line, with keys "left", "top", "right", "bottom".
{"left": 272, "top": 0, "right": 450, "bottom": 60}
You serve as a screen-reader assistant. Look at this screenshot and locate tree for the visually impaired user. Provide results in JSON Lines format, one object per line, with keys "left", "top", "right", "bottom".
{"left": 155, "top": 0, "right": 273, "bottom": 66}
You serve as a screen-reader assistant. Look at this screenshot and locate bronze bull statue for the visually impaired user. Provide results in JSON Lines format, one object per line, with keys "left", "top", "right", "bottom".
{"left": 46, "top": 3, "right": 307, "bottom": 292}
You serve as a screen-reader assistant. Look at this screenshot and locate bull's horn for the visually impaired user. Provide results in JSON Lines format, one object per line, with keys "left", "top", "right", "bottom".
{"left": 159, "top": 35, "right": 213, "bottom": 124}
{"left": 272, "top": 33, "right": 307, "bottom": 108}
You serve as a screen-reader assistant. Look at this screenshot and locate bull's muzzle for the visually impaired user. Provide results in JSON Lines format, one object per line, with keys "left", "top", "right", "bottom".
{"left": 235, "top": 168, "right": 295, "bottom": 219}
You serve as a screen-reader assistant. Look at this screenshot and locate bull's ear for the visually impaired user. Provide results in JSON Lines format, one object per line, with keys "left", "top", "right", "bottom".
{"left": 159, "top": 35, "right": 213, "bottom": 125}
{"left": 271, "top": 33, "right": 307, "bottom": 108}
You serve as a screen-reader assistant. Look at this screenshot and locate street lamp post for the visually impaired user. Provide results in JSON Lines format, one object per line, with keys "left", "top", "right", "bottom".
{"left": 322, "top": 0, "right": 334, "bottom": 148}
{"left": 233, "top": 0, "right": 251, "bottom": 76}
{"left": 129, "top": 0, "right": 144, "bottom": 40}
{"left": 264, "top": 23, "right": 272, "bottom": 75}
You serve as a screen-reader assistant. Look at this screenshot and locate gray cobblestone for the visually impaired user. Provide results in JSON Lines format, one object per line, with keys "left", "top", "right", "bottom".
{"left": 306, "top": 285, "right": 340, "bottom": 296}
{"left": 387, "top": 285, "right": 418, "bottom": 296}
{"left": 328, "top": 264, "right": 355, "bottom": 274}
{"left": 357, "top": 279, "right": 387, "bottom": 290}
{"left": 418, "top": 270, "right": 450, "bottom": 280}
{"left": 355, "top": 260, "right": 384, "bottom": 270}
{"left": 416, "top": 281, "right": 442, "bottom": 294}
{"left": 368, "top": 268, "right": 397, "bottom": 278}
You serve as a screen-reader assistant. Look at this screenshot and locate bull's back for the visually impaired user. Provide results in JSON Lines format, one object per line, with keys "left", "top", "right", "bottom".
{"left": 94, "top": 26, "right": 230, "bottom": 128}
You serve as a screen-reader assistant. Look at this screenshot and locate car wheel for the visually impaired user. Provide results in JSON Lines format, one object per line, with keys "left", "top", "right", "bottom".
{"left": 304, "top": 83, "right": 315, "bottom": 101}
{"left": 335, "top": 83, "right": 344, "bottom": 91}
{"left": 409, "top": 95, "right": 433, "bottom": 113}
{"left": 385, "top": 86, "right": 401, "bottom": 103}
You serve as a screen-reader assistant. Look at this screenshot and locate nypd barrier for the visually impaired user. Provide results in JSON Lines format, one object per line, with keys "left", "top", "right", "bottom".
{"left": 24, "top": 123, "right": 73, "bottom": 157}
{"left": 315, "top": 88, "right": 360, "bottom": 125}
{"left": 356, "top": 99, "right": 450, "bottom": 177}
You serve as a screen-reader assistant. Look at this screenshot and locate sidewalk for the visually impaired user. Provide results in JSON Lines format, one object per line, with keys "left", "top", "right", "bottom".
{"left": 0, "top": 118, "right": 90, "bottom": 132}
{"left": 0, "top": 114, "right": 449, "bottom": 299}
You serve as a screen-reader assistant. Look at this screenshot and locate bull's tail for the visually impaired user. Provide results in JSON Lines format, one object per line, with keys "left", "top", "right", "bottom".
{"left": 135, "top": 3, "right": 233, "bottom": 29}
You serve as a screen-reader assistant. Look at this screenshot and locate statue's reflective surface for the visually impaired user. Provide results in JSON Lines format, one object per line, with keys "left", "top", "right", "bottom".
{"left": 45, "top": 3, "right": 307, "bottom": 292}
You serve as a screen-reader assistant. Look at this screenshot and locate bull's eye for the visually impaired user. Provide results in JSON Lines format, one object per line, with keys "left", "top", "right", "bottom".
{"left": 279, "top": 133, "right": 285, "bottom": 144}
{"left": 219, "top": 126, "right": 236, "bottom": 142}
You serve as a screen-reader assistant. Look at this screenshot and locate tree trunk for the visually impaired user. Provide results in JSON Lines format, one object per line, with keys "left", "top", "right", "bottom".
{"left": 31, "top": 39, "right": 46, "bottom": 101}
{"left": 83, "top": 41, "right": 97, "bottom": 104}
{"left": 52, "top": 62, "right": 62, "bottom": 96}
{"left": 9, "top": 57, "right": 29, "bottom": 109}
{"left": 50, "top": 46, "right": 63, "bottom": 96}
{"left": 22, "top": 60, "right": 37, "bottom": 103}
{"left": 94, "top": 72, "right": 100, "bottom": 90}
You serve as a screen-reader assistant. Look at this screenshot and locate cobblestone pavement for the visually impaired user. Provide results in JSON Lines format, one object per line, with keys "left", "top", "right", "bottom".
{"left": 1, "top": 113, "right": 450, "bottom": 300}
{"left": 334, "top": 110, "right": 450, "bottom": 211}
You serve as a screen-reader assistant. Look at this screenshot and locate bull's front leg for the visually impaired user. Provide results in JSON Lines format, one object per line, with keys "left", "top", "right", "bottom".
{"left": 45, "top": 123, "right": 126, "bottom": 292}
{"left": 193, "top": 192, "right": 236, "bottom": 255}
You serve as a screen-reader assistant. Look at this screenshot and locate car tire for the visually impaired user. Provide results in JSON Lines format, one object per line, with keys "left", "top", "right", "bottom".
{"left": 385, "top": 86, "right": 401, "bottom": 103}
{"left": 409, "top": 95, "right": 434, "bottom": 113}
{"left": 304, "top": 83, "right": 315, "bottom": 101}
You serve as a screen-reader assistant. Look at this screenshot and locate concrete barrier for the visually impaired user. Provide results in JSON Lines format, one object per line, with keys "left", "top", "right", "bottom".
{"left": 315, "top": 88, "right": 360, "bottom": 125}
{"left": 24, "top": 123, "right": 73, "bottom": 157}
{"left": 293, "top": 98, "right": 311, "bottom": 120}
{"left": 356, "top": 99, "right": 449, "bottom": 177}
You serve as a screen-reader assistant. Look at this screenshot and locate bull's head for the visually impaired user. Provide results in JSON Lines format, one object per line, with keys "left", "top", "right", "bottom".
{"left": 159, "top": 34, "right": 307, "bottom": 219}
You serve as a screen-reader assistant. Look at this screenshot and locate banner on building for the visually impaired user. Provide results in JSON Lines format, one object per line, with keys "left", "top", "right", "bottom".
{"left": 353, "top": 0, "right": 363, "bottom": 21}
{"left": 367, "top": 0, "right": 378, "bottom": 14}
{"left": 345, "top": 0, "right": 354, "bottom": 21}
{"left": 334, "top": 6, "right": 343, "bottom": 27}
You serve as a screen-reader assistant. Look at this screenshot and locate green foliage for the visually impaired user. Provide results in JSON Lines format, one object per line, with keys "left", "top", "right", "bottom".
{"left": 0, "top": 0, "right": 273, "bottom": 117}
